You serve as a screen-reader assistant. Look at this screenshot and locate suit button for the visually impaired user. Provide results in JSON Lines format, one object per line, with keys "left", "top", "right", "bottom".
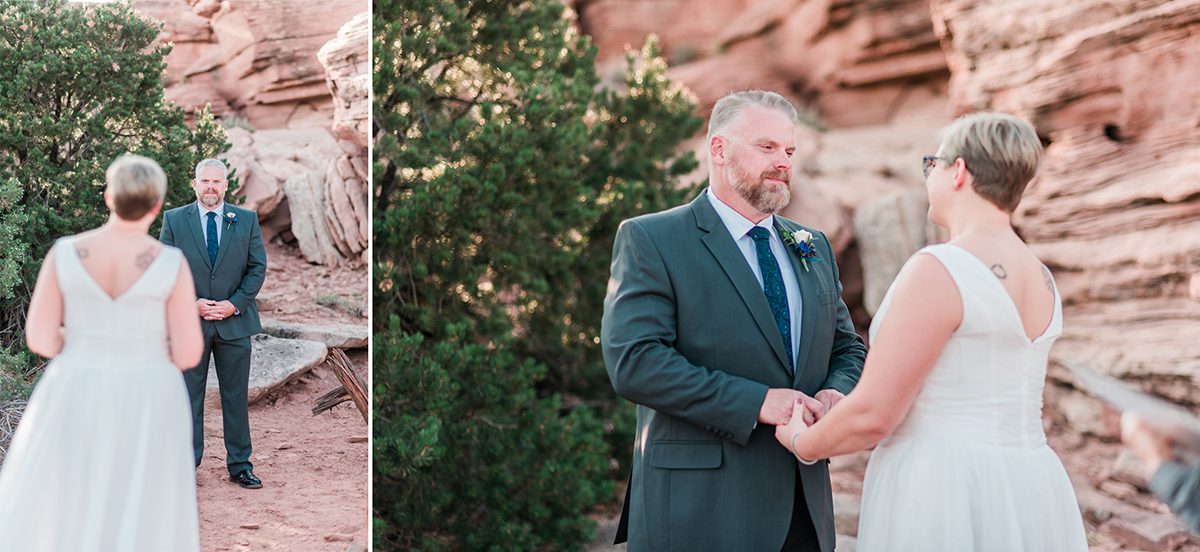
{"left": 210, "top": 275, "right": 215, "bottom": 279}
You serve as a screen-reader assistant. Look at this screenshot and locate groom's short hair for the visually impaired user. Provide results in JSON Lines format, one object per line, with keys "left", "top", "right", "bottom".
{"left": 706, "top": 90, "right": 799, "bottom": 148}
{"left": 940, "top": 112, "right": 1043, "bottom": 212}
{"left": 106, "top": 155, "right": 167, "bottom": 221}
{"left": 194, "top": 158, "right": 228, "bottom": 179}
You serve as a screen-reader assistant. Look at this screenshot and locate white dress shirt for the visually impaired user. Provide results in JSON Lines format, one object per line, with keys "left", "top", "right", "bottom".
{"left": 706, "top": 188, "right": 803, "bottom": 366}
{"left": 198, "top": 202, "right": 226, "bottom": 246}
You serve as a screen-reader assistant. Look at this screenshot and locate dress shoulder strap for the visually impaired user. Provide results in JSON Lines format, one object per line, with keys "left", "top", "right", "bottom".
{"left": 52, "top": 236, "right": 80, "bottom": 290}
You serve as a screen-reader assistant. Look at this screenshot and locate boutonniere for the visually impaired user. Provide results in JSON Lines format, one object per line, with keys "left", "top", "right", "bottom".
{"left": 779, "top": 226, "right": 821, "bottom": 272}
{"left": 224, "top": 211, "right": 237, "bottom": 229}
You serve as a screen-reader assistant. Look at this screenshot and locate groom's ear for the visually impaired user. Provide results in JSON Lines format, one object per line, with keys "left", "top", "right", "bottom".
{"left": 710, "top": 136, "right": 727, "bottom": 166}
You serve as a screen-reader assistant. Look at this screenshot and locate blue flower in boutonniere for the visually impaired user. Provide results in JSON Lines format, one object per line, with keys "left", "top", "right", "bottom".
{"left": 779, "top": 227, "right": 821, "bottom": 272}
{"left": 224, "top": 211, "right": 237, "bottom": 229}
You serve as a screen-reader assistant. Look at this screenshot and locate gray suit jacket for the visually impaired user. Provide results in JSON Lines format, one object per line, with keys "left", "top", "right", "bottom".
{"left": 160, "top": 202, "right": 266, "bottom": 341}
{"left": 601, "top": 192, "right": 866, "bottom": 552}
{"left": 1152, "top": 461, "right": 1200, "bottom": 534}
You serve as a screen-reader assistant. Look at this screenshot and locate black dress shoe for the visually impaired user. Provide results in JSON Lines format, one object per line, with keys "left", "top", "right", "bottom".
{"left": 230, "top": 469, "right": 263, "bottom": 489}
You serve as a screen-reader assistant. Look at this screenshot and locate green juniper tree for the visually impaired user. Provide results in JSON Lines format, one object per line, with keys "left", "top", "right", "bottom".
{"left": 373, "top": 0, "right": 701, "bottom": 549}
{"left": 0, "top": 0, "right": 229, "bottom": 400}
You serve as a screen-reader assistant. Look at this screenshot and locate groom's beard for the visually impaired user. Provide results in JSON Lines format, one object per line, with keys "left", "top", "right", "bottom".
{"left": 730, "top": 160, "right": 791, "bottom": 214}
{"left": 199, "top": 192, "right": 222, "bottom": 208}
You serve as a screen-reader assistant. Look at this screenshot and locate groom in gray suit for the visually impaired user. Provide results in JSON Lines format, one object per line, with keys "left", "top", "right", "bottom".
{"left": 602, "top": 90, "right": 866, "bottom": 552}
{"left": 160, "top": 159, "right": 267, "bottom": 489}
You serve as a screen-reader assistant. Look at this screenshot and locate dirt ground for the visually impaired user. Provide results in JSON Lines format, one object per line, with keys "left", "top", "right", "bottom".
{"left": 195, "top": 243, "right": 369, "bottom": 552}
{"left": 258, "top": 242, "right": 369, "bottom": 326}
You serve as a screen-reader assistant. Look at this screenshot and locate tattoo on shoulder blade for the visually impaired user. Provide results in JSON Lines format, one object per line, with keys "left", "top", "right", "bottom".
{"left": 76, "top": 246, "right": 89, "bottom": 260}
{"left": 1042, "top": 265, "right": 1053, "bottom": 291}
{"left": 990, "top": 264, "right": 1007, "bottom": 279}
{"left": 135, "top": 247, "right": 158, "bottom": 270}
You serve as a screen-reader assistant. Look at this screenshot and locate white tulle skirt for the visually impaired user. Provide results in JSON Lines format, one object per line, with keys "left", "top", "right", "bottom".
{"left": 0, "top": 355, "right": 200, "bottom": 551}
{"left": 856, "top": 436, "right": 1088, "bottom": 552}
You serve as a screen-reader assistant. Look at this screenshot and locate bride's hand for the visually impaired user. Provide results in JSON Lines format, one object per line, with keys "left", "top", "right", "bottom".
{"left": 774, "top": 397, "right": 823, "bottom": 452}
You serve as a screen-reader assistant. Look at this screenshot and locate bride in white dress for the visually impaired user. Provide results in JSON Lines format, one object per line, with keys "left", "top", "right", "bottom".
{"left": 0, "top": 155, "right": 204, "bottom": 551}
{"left": 776, "top": 113, "right": 1088, "bottom": 551}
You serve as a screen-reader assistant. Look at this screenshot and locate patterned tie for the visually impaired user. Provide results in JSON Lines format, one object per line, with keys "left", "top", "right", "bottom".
{"left": 748, "top": 227, "right": 792, "bottom": 372}
{"left": 206, "top": 211, "right": 219, "bottom": 266}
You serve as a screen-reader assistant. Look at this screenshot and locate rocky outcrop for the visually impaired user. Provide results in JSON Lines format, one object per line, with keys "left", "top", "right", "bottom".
{"left": 315, "top": 13, "right": 370, "bottom": 266}
{"left": 318, "top": 13, "right": 369, "bottom": 147}
{"left": 285, "top": 171, "right": 348, "bottom": 266}
{"left": 135, "top": 1, "right": 368, "bottom": 266}
{"left": 930, "top": 0, "right": 1200, "bottom": 397}
{"left": 221, "top": 127, "right": 342, "bottom": 243}
{"left": 576, "top": 0, "right": 949, "bottom": 126}
{"left": 134, "top": 0, "right": 363, "bottom": 129}
{"left": 852, "top": 188, "right": 938, "bottom": 315}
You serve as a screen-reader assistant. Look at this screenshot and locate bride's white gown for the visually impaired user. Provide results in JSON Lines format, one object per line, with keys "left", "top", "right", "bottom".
{"left": 856, "top": 243, "right": 1087, "bottom": 551}
{"left": 0, "top": 238, "right": 200, "bottom": 551}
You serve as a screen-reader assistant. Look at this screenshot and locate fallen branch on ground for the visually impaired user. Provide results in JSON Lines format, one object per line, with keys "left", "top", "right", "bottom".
{"left": 312, "top": 348, "right": 367, "bottom": 423}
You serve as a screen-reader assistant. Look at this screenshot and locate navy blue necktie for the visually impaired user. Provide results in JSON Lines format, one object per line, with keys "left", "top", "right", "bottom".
{"left": 748, "top": 227, "right": 792, "bottom": 372}
{"left": 206, "top": 211, "right": 219, "bottom": 266}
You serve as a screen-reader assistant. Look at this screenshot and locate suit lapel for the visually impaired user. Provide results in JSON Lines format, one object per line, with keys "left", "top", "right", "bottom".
{"left": 776, "top": 219, "right": 822, "bottom": 386}
{"left": 182, "top": 202, "right": 213, "bottom": 271}
{"left": 692, "top": 194, "right": 792, "bottom": 373}
{"left": 213, "top": 206, "right": 237, "bottom": 271}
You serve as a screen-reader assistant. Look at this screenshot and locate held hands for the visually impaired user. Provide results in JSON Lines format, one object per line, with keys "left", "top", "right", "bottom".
{"left": 758, "top": 388, "right": 825, "bottom": 426}
{"left": 814, "top": 389, "right": 845, "bottom": 417}
{"left": 197, "top": 299, "right": 237, "bottom": 321}
{"left": 1120, "top": 413, "right": 1175, "bottom": 478}
{"left": 771, "top": 389, "right": 845, "bottom": 463}
{"left": 774, "top": 397, "right": 821, "bottom": 454}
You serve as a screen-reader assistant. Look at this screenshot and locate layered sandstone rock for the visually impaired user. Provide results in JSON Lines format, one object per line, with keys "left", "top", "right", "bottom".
{"left": 134, "top": 1, "right": 367, "bottom": 266}
{"left": 221, "top": 127, "right": 342, "bottom": 243}
{"left": 315, "top": 13, "right": 370, "bottom": 266}
{"left": 134, "top": 0, "right": 363, "bottom": 129}
{"left": 931, "top": 0, "right": 1200, "bottom": 397}
{"left": 575, "top": 0, "right": 949, "bottom": 126}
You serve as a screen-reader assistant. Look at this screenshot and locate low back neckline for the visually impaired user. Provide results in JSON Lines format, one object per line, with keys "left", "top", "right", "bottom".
{"left": 68, "top": 237, "right": 166, "bottom": 303}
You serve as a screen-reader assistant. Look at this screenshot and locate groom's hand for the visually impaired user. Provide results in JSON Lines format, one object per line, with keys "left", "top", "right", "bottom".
{"left": 759, "top": 389, "right": 822, "bottom": 426}
{"left": 813, "top": 389, "right": 845, "bottom": 421}
{"left": 197, "top": 299, "right": 217, "bottom": 318}
{"left": 200, "top": 300, "right": 237, "bottom": 320}
{"left": 758, "top": 389, "right": 804, "bottom": 425}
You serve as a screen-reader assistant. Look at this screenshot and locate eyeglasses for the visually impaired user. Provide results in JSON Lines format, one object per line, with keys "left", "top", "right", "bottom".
{"left": 922, "top": 155, "right": 949, "bottom": 178}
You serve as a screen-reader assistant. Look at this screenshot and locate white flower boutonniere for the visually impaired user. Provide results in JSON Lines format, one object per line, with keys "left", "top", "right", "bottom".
{"left": 224, "top": 210, "right": 237, "bottom": 229}
{"left": 779, "top": 227, "right": 821, "bottom": 272}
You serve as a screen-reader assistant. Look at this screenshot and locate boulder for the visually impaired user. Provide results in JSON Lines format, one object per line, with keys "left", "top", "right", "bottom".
{"left": 852, "top": 188, "right": 936, "bottom": 316}
{"left": 260, "top": 319, "right": 367, "bottom": 349}
{"left": 205, "top": 334, "right": 327, "bottom": 403}
{"left": 222, "top": 127, "right": 341, "bottom": 214}
{"left": 285, "top": 171, "right": 348, "bottom": 266}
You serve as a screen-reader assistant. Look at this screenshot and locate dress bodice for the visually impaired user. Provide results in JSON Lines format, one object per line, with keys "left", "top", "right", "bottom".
{"left": 54, "top": 237, "right": 182, "bottom": 369}
{"left": 869, "top": 243, "right": 1062, "bottom": 448}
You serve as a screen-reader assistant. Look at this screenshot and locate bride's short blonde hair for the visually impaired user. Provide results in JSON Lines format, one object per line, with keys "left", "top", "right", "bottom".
{"left": 106, "top": 155, "right": 167, "bottom": 221}
{"left": 939, "top": 112, "right": 1042, "bottom": 212}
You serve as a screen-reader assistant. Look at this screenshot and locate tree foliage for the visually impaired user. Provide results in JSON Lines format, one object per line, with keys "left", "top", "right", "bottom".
{"left": 0, "top": 0, "right": 229, "bottom": 398}
{"left": 373, "top": 0, "right": 701, "bottom": 549}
